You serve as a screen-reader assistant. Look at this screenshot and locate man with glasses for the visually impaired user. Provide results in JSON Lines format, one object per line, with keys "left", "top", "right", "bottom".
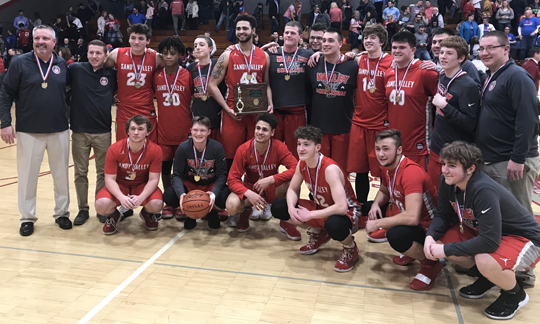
{"left": 308, "top": 24, "right": 326, "bottom": 52}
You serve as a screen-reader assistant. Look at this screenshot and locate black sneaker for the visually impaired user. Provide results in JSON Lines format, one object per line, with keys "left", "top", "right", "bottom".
{"left": 207, "top": 211, "right": 220, "bottom": 229}
{"left": 184, "top": 217, "right": 197, "bottom": 230}
{"left": 120, "top": 209, "right": 134, "bottom": 221}
{"left": 55, "top": 217, "right": 73, "bottom": 230}
{"left": 154, "top": 213, "right": 162, "bottom": 221}
{"left": 454, "top": 264, "right": 481, "bottom": 277}
{"left": 459, "top": 276, "right": 496, "bottom": 299}
{"left": 20, "top": 222, "right": 34, "bottom": 236}
{"left": 484, "top": 287, "right": 529, "bottom": 320}
{"left": 74, "top": 210, "right": 89, "bottom": 226}
{"left": 97, "top": 214, "right": 107, "bottom": 223}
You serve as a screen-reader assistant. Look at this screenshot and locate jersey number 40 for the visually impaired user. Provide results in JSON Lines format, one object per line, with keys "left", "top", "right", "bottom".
{"left": 388, "top": 89, "right": 406, "bottom": 106}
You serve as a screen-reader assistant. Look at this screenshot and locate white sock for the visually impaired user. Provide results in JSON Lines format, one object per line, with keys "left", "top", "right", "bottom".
{"left": 309, "top": 227, "right": 321, "bottom": 234}
{"left": 343, "top": 241, "right": 355, "bottom": 249}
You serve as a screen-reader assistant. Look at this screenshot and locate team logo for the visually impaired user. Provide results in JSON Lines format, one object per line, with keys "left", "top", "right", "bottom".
{"left": 52, "top": 66, "right": 61, "bottom": 74}
{"left": 100, "top": 77, "right": 108, "bottom": 86}
{"left": 416, "top": 143, "right": 424, "bottom": 150}
{"left": 489, "top": 81, "right": 496, "bottom": 91}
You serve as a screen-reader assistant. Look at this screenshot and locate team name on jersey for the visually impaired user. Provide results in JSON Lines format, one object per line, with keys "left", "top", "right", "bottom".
{"left": 233, "top": 64, "right": 264, "bottom": 71}
{"left": 187, "top": 159, "right": 215, "bottom": 168}
{"left": 358, "top": 69, "right": 385, "bottom": 77}
{"left": 118, "top": 163, "right": 150, "bottom": 170}
{"left": 305, "top": 183, "right": 329, "bottom": 193}
{"left": 276, "top": 56, "right": 308, "bottom": 63}
{"left": 247, "top": 163, "right": 277, "bottom": 171}
{"left": 156, "top": 84, "right": 186, "bottom": 91}
{"left": 120, "top": 63, "right": 154, "bottom": 72}
{"left": 275, "top": 67, "right": 305, "bottom": 74}
{"left": 385, "top": 80, "right": 415, "bottom": 88}
{"left": 194, "top": 76, "right": 209, "bottom": 86}
{"left": 316, "top": 72, "right": 351, "bottom": 84}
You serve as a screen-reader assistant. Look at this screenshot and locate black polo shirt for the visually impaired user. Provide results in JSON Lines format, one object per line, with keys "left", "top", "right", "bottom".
{"left": 68, "top": 62, "right": 117, "bottom": 133}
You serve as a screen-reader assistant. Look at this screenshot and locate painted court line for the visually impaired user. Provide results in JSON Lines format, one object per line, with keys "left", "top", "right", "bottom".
{"left": 76, "top": 229, "right": 189, "bottom": 324}
{"left": 443, "top": 263, "right": 465, "bottom": 324}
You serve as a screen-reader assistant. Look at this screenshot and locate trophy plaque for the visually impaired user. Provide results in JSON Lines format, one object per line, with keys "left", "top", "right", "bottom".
{"left": 234, "top": 83, "right": 268, "bottom": 115}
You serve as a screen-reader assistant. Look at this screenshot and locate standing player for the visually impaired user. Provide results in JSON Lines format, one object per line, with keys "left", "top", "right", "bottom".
{"left": 163, "top": 116, "right": 230, "bottom": 229}
{"left": 308, "top": 24, "right": 326, "bottom": 52}
{"left": 271, "top": 126, "right": 362, "bottom": 272}
{"left": 348, "top": 24, "right": 393, "bottom": 203}
{"left": 385, "top": 31, "right": 438, "bottom": 170}
{"left": 366, "top": 130, "right": 440, "bottom": 290}
{"left": 95, "top": 115, "right": 163, "bottom": 235}
{"left": 226, "top": 113, "right": 300, "bottom": 238}
{"left": 104, "top": 24, "right": 164, "bottom": 143}
{"left": 208, "top": 15, "right": 273, "bottom": 167}
{"left": 153, "top": 37, "right": 194, "bottom": 219}
{"left": 307, "top": 27, "right": 358, "bottom": 171}
{"left": 429, "top": 36, "right": 480, "bottom": 187}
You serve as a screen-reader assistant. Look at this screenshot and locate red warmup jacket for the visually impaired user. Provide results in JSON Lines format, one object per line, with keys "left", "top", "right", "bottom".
{"left": 521, "top": 58, "right": 540, "bottom": 93}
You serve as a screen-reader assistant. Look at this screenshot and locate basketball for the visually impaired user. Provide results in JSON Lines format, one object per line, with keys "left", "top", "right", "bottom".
{"left": 182, "top": 190, "right": 211, "bottom": 219}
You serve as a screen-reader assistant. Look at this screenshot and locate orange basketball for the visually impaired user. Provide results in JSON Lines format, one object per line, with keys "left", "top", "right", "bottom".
{"left": 182, "top": 190, "right": 211, "bottom": 219}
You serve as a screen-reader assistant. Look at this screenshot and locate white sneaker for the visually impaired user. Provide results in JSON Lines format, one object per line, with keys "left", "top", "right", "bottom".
{"left": 250, "top": 208, "right": 261, "bottom": 220}
{"left": 259, "top": 205, "right": 272, "bottom": 220}
{"left": 227, "top": 214, "right": 240, "bottom": 227}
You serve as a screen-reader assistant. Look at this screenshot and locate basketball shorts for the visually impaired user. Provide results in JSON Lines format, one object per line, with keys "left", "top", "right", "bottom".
{"left": 405, "top": 153, "right": 428, "bottom": 171}
{"left": 221, "top": 108, "right": 257, "bottom": 159}
{"left": 160, "top": 144, "right": 179, "bottom": 161}
{"left": 274, "top": 106, "right": 307, "bottom": 159}
{"left": 243, "top": 182, "right": 279, "bottom": 205}
{"left": 347, "top": 124, "right": 384, "bottom": 177}
{"left": 440, "top": 224, "right": 540, "bottom": 271}
{"left": 96, "top": 183, "right": 163, "bottom": 206}
{"left": 320, "top": 132, "right": 349, "bottom": 172}
{"left": 209, "top": 127, "right": 220, "bottom": 143}
{"left": 298, "top": 199, "right": 358, "bottom": 231}
{"left": 427, "top": 151, "right": 443, "bottom": 190}
{"left": 116, "top": 117, "right": 158, "bottom": 143}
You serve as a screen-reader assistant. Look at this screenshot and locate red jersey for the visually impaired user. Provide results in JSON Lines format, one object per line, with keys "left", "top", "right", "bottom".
{"left": 381, "top": 156, "right": 437, "bottom": 230}
{"left": 228, "top": 139, "right": 298, "bottom": 199}
{"left": 384, "top": 59, "right": 438, "bottom": 156}
{"left": 17, "top": 30, "right": 30, "bottom": 45}
{"left": 116, "top": 47, "right": 158, "bottom": 121}
{"left": 225, "top": 45, "right": 267, "bottom": 105}
{"left": 104, "top": 139, "right": 162, "bottom": 188}
{"left": 299, "top": 154, "right": 362, "bottom": 215}
{"left": 354, "top": 53, "right": 393, "bottom": 129}
{"left": 153, "top": 66, "right": 194, "bottom": 145}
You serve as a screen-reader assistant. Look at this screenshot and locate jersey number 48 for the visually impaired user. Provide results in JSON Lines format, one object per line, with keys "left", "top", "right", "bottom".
{"left": 240, "top": 72, "right": 258, "bottom": 85}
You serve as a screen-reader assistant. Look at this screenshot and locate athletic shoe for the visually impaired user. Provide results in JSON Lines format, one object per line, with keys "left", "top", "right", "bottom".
{"left": 334, "top": 240, "right": 359, "bottom": 272}
{"left": 392, "top": 254, "right": 416, "bottom": 266}
{"left": 484, "top": 283, "right": 529, "bottom": 320}
{"left": 207, "top": 211, "right": 221, "bottom": 229}
{"left": 299, "top": 228, "right": 331, "bottom": 255}
{"left": 20, "top": 222, "right": 34, "bottom": 236}
{"left": 259, "top": 205, "right": 273, "bottom": 220}
{"left": 74, "top": 210, "right": 89, "bottom": 226}
{"left": 367, "top": 228, "right": 387, "bottom": 243}
{"left": 175, "top": 208, "right": 187, "bottom": 221}
{"left": 236, "top": 208, "right": 251, "bottom": 232}
{"left": 250, "top": 208, "right": 261, "bottom": 220}
{"left": 459, "top": 276, "right": 497, "bottom": 299}
{"left": 410, "top": 259, "right": 443, "bottom": 291}
{"left": 227, "top": 213, "right": 239, "bottom": 227}
{"left": 160, "top": 205, "right": 173, "bottom": 218}
{"left": 154, "top": 212, "right": 162, "bottom": 221}
{"left": 217, "top": 210, "right": 229, "bottom": 221}
{"left": 119, "top": 206, "right": 134, "bottom": 221}
{"left": 103, "top": 210, "right": 121, "bottom": 235}
{"left": 184, "top": 217, "right": 197, "bottom": 230}
{"left": 55, "top": 217, "right": 73, "bottom": 230}
{"left": 140, "top": 208, "right": 159, "bottom": 231}
{"left": 279, "top": 220, "right": 301, "bottom": 240}
{"left": 454, "top": 264, "right": 481, "bottom": 277}
{"left": 358, "top": 215, "right": 367, "bottom": 229}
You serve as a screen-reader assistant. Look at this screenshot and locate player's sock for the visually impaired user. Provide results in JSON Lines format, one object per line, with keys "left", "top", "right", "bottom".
{"left": 355, "top": 172, "right": 370, "bottom": 203}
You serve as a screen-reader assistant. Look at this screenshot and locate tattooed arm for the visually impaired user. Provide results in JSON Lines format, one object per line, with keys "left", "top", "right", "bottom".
{"left": 209, "top": 51, "right": 238, "bottom": 118}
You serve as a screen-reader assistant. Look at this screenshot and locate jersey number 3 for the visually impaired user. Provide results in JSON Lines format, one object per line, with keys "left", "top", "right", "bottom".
{"left": 126, "top": 72, "right": 147, "bottom": 87}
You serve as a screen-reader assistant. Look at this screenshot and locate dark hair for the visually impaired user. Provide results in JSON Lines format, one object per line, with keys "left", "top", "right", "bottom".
{"left": 325, "top": 27, "right": 343, "bottom": 42}
{"left": 391, "top": 31, "right": 417, "bottom": 49}
{"left": 400, "top": 5, "right": 408, "bottom": 11}
{"left": 482, "top": 30, "right": 510, "bottom": 46}
{"left": 467, "top": 12, "right": 475, "bottom": 18}
{"left": 295, "top": 126, "right": 322, "bottom": 145}
{"left": 158, "top": 37, "right": 186, "bottom": 55}
{"left": 285, "top": 21, "right": 304, "bottom": 35}
{"left": 18, "top": 9, "right": 23, "bottom": 13}
{"left": 531, "top": 47, "right": 540, "bottom": 57}
{"left": 374, "top": 129, "right": 402, "bottom": 148}
{"left": 309, "top": 23, "right": 327, "bottom": 33}
{"left": 125, "top": 115, "right": 153, "bottom": 133}
{"left": 127, "top": 23, "right": 152, "bottom": 40}
{"left": 256, "top": 113, "right": 278, "bottom": 130}
{"left": 88, "top": 39, "right": 108, "bottom": 53}
{"left": 234, "top": 14, "right": 258, "bottom": 29}
{"left": 439, "top": 141, "right": 483, "bottom": 171}
{"left": 363, "top": 24, "right": 388, "bottom": 48}
{"left": 195, "top": 35, "right": 213, "bottom": 47}
{"left": 58, "top": 47, "right": 72, "bottom": 60}
{"left": 192, "top": 116, "right": 211, "bottom": 128}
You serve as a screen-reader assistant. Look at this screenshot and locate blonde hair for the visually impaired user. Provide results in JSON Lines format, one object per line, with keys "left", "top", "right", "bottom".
{"left": 330, "top": 2, "right": 338, "bottom": 8}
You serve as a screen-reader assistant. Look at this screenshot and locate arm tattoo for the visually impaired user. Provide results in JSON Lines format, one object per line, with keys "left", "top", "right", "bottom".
{"left": 212, "top": 54, "right": 226, "bottom": 79}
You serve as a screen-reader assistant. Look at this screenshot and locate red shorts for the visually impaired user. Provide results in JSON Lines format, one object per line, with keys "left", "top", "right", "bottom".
{"left": 298, "top": 199, "right": 357, "bottom": 230}
{"left": 160, "top": 144, "right": 179, "bottom": 161}
{"left": 244, "top": 182, "right": 278, "bottom": 205}
{"left": 405, "top": 154, "right": 428, "bottom": 171}
{"left": 221, "top": 109, "right": 257, "bottom": 159}
{"left": 427, "top": 151, "right": 443, "bottom": 190}
{"left": 116, "top": 117, "right": 158, "bottom": 143}
{"left": 96, "top": 183, "right": 163, "bottom": 206}
{"left": 320, "top": 132, "right": 349, "bottom": 172}
{"left": 440, "top": 224, "right": 540, "bottom": 271}
{"left": 274, "top": 106, "right": 306, "bottom": 160}
{"left": 209, "top": 127, "right": 220, "bottom": 143}
{"left": 347, "top": 124, "right": 384, "bottom": 177}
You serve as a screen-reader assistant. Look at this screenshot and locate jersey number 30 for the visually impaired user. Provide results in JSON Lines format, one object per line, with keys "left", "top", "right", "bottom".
{"left": 162, "top": 93, "right": 180, "bottom": 106}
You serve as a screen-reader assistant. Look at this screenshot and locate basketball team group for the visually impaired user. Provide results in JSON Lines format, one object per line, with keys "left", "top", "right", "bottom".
{"left": 1, "top": 12, "right": 540, "bottom": 320}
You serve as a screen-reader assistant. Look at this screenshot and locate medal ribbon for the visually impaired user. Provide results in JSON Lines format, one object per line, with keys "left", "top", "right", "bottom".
{"left": 394, "top": 59, "right": 414, "bottom": 99}
{"left": 127, "top": 138, "right": 146, "bottom": 172}
{"left": 129, "top": 48, "right": 147, "bottom": 82}
{"left": 324, "top": 56, "right": 340, "bottom": 88}
{"left": 236, "top": 44, "right": 254, "bottom": 75}
{"left": 164, "top": 65, "right": 182, "bottom": 97}
{"left": 34, "top": 52, "right": 54, "bottom": 83}
{"left": 387, "top": 155, "right": 405, "bottom": 205}
{"left": 193, "top": 144, "right": 207, "bottom": 175}
{"left": 197, "top": 61, "right": 212, "bottom": 95}
{"left": 253, "top": 139, "right": 271, "bottom": 178}
{"left": 367, "top": 53, "right": 384, "bottom": 88}
{"left": 306, "top": 153, "right": 322, "bottom": 199}
{"left": 437, "top": 69, "right": 466, "bottom": 95}
{"left": 482, "top": 60, "right": 508, "bottom": 96}
{"left": 281, "top": 47, "right": 299, "bottom": 75}
{"left": 454, "top": 187, "right": 466, "bottom": 226}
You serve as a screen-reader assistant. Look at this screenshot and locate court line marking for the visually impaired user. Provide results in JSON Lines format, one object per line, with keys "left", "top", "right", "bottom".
{"left": 0, "top": 245, "right": 144, "bottom": 263}
{"left": 443, "top": 263, "right": 465, "bottom": 324}
{"left": 76, "top": 229, "right": 189, "bottom": 324}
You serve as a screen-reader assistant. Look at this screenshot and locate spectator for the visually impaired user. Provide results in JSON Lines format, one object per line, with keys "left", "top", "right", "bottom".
{"left": 521, "top": 47, "right": 540, "bottom": 92}
{"left": 215, "top": 0, "right": 229, "bottom": 31}
{"left": 253, "top": 33, "right": 263, "bottom": 47}
{"left": 184, "top": 46, "right": 195, "bottom": 66}
{"left": 88, "top": 0, "right": 102, "bottom": 16}
{"left": 311, "top": 0, "right": 322, "bottom": 10}
{"left": 16, "top": 24, "right": 31, "bottom": 53}
{"left": 511, "top": 0, "right": 528, "bottom": 31}
{"left": 484, "top": 0, "right": 494, "bottom": 20}
{"left": 426, "top": 15, "right": 439, "bottom": 36}
{"left": 469, "top": 35, "right": 480, "bottom": 59}
{"left": 349, "top": 10, "right": 361, "bottom": 51}
{"left": 52, "top": 18, "right": 65, "bottom": 43}
{"left": 66, "top": 6, "right": 75, "bottom": 23}
{"left": 357, "top": 0, "right": 377, "bottom": 21}
{"left": 384, "top": 14, "right": 397, "bottom": 49}
{"left": 31, "top": 12, "right": 42, "bottom": 28}
{"left": 398, "top": 5, "right": 413, "bottom": 28}
{"left": 214, "top": 0, "right": 223, "bottom": 22}
{"left": 431, "top": 7, "right": 444, "bottom": 27}
{"left": 78, "top": 2, "right": 94, "bottom": 38}
{"left": 480, "top": 16, "right": 496, "bottom": 37}
{"left": 533, "top": 0, "right": 540, "bottom": 15}
{"left": 186, "top": 0, "right": 200, "bottom": 30}
{"left": 315, "top": 8, "right": 332, "bottom": 28}
{"left": 106, "top": 13, "right": 121, "bottom": 45}
{"left": 127, "top": 7, "right": 147, "bottom": 26}
{"left": 308, "top": 5, "right": 321, "bottom": 26}
{"left": 97, "top": 11, "right": 108, "bottom": 40}
{"left": 254, "top": 2, "right": 264, "bottom": 29}
{"left": 372, "top": 0, "right": 383, "bottom": 22}
{"left": 518, "top": 8, "right": 540, "bottom": 59}
{"left": 496, "top": 0, "right": 514, "bottom": 31}
{"left": 58, "top": 47, "right": 74, "bottom": 65}
{"left": 410, "top": 0, "right": 424, "bottom": 16}
{"left": 204, "top": 30, "right": 217, "bottom": 56}
{"left": 13, "top": 10, "right": 29, "bottom": 29}
{"left": 284, "top": 4, "right": 297, "bottom": 25}
{"left": 329, "top": 2, "right": 343, "bottom": 29}
{"left": 109, "top": 0, "right": 123, "bottom": 19}
{"left": 146, "top": 1, "right": 154, "bottom": 29}
{"left": 75, "top": 38, "right": 88, "bottom": 62}
{"left": 505, "top": 25, "right": 517, "bottom": 45}
{"left": 423, "top": 0, "right": 434, "bottom": 17}
{"left": 5, "top": 28, "right": 17, "bottom": 51}
{"left": 415, "top": 25, "right": 431, "bottom": 60}
{"left": 472, "top": 0, "right": 482, "bottom": 20}
{"left": 3, "top": 48, "right": 17, "bottom": 70}
{"left": 340, "top": 0, "right": 352, "bottom": 29}
{"left": 412, "top": 13, "right": 424, "bottom": 32}
{"left": 199, "top": 0, "right": 212, "bottom": 25}
{"left": 137, "top": 0, "right": 147, "bottom": 15}
{"left": 462, "top": 0, "right": 476, "bottom": 18}
{"left": 69, "top": 13, "right": 84, "bottom": 40}
{"left": 271, "top": 31, "right": 284, "bottom": 46}
{"left": 268, "top": 0, "right": 280, "bottom": 34}
{"left": 460, "top": 12, "right": 480, "bottom": 42}
{"left": 440, "top": 0, "right": 457, "bottom": 19}
{"left": 383, "top": 1, "right": 399, "bottom": 21}
{"left": 171, "top": 0, "right": 186, "bottom": 34}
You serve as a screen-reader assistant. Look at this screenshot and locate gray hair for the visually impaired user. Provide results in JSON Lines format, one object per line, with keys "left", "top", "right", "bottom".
{"left": 33, "top": 25, "right": 56, "bottom": 39}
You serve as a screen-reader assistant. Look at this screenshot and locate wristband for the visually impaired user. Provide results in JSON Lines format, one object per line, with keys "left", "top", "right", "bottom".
{"left": 209, "top": 192, "right": 216, "bottom": 201}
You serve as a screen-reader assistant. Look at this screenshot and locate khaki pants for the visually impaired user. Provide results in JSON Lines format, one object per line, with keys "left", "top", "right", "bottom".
{"left": 17, "top": 131, "right": 70, "bottom": 223}
{"left": 72, "top": 132, "right": 111, "bottom": 211}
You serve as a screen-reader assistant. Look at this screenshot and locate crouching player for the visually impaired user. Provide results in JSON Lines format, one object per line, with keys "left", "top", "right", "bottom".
{"left": 425, "top": 141, "right": 540, "bottom": 320}
{"left": 162, "top": 116, "right": 230, "bottom": 229}
{"left": 95, "top": 116, "right": 163, "bottom": 234}
{"left": 271, "top": 126, "right": 362, "bottom": 272}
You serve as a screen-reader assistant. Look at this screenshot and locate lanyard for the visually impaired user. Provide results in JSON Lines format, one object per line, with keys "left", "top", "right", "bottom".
{"left": 437, "top": 69, "right": 466, "bottom": 95}
{"left": 394, "top": 59, "right": 413, "bottom": 98}
{"left": 482, "top": 60, "right": 508, "bottom": 96}
{"left": 387, "top": 155, "right": 405, "bottom": 204}
{"left": 34, "top": 53, "right": 54, "bottom": 83}
{"left": 164, "top": 65, "right": 182, "bottom": 97}
{"left": 253, "top": 139, "right": 271, "bottom": 178}
{"left": 454, "top": 187, "right": 466, "bottom": 232}
{"left": 197, "top": 61, "right": 212, "bottom": 94}
{"left": 127, "top": 138, "right": 146, "bottom": 172}
{"left": 324, "top": 56, "right": 340, "bottom": 86}
{"left": 129, "top": 48, "right": 147, "bottom": 82}
{"left": 192, "top": 144, "right": 207, "bottom": 173}
{"left": 281, "top": 47, "right": 299, "bottom": 75}
{"left": 306, "top": 153, "right": 322, "bottom": 199}
{"left": 367, "top": 53, "right": 385, "bottom": 88}
{"left": 235, "top": 44, "right": 254, "bottom": 75}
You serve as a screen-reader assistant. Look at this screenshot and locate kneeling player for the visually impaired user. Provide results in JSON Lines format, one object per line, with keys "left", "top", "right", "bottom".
{"left": 95, "top": 115, "right": 163, "bottom": 234}
{"left": 366, "top": 129, "right": 440, "bottom": 290}
{"left": 424, "top": 141, "right": 540, "bottom": 320}
{"left": 226, "top": 113, "right": 300, "bottom": 239}
{"left": 163, "top": 116, "right": 230, "bottom": 229}
{"left": 271, "top": 126, "right": 362, "bottom": 272}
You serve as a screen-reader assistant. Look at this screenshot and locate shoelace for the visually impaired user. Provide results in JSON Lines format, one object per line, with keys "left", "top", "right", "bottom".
{"left": 338, "top": 248, "right": 353, "bottom": 263}
{"left": 106, "top": 216, "right": 120, "bottom": 232}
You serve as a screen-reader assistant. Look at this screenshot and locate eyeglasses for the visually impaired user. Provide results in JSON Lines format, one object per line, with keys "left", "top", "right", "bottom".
{"left": 478, "top": 45, "right": 506, "bottom": 53}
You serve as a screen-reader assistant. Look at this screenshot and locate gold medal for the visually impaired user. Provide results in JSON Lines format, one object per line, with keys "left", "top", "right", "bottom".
{"left": 459, "top": 224, "right": 464, "bottom": 233}
{"left": 395, "top": 95, "right": 401, "bottom": 103}
{"left": 284, "top": 74, "right": 290, "bottom": 81}
{"left": 325, "top": 86, "right": 331, "bottom": 93}
{"left": 128, "top": 171, "right": 136, "bottom": 180}
{"left": 202, "top": 94, "right": 208, "bottom": 101}
{"left": 42, "top": 82, "right": 48, "bottom": 89}
{"left": 194, "top": 175, "right": 200, "bottom": 182}
{"left": 246, "top": 74, "right": 252, "bottom": 81}
{"left": 369, "top": 86, "right": 376, "bottom": 93}
{"left": 168, "top": 96, "right": 173, "bottom": 104}
{"left": 135, "top": 82, "right": 141, "bottom": 89}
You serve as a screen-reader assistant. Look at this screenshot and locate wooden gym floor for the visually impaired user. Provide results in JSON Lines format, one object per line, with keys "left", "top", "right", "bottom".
{"left": 0, "top": 106, "right": 538, "bottom": 324}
